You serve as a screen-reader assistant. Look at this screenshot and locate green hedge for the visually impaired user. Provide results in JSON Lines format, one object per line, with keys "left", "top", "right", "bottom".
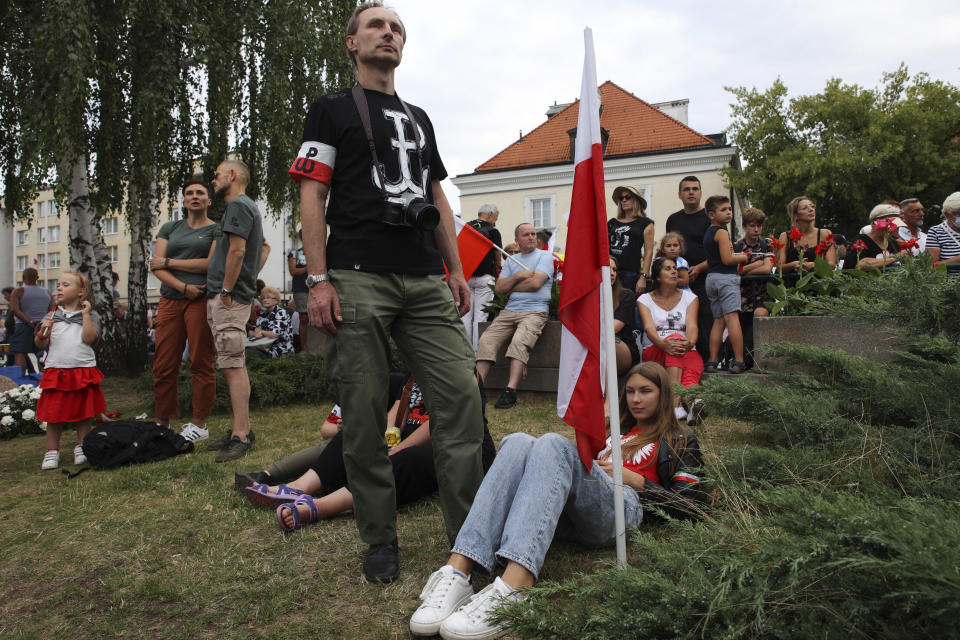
{"left": 499, "top": 257, "right": 960, "bottom": 639}
{"left": 137, "top": 353, "right": 333, "bottom": 415}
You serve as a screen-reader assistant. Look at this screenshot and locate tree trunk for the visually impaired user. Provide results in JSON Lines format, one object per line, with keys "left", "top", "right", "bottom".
{"left": 59, "top": 154, "right": 126, "bottom": 374}
{"left": 125, "top": 177, "right": 155, "bottom": 375}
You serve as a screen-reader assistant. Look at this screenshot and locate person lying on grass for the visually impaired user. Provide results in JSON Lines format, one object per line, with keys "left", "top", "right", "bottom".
{"left": 409, "top": 362, "right": 707, "bottom": 640}
{"left": 243, "top": 373, "right": 495, "bottom": 532}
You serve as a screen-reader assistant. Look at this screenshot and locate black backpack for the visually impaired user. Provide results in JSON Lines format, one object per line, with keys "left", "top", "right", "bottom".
{"left": 63, "top": 421, "right": 194, "bottom": 478}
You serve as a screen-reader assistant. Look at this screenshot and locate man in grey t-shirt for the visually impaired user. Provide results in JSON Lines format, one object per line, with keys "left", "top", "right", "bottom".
{"left": 205, "top": 159, "right": 270, "bottom": 462}
{"left": 10, "top": 267, "right": 52, "bottom": 373}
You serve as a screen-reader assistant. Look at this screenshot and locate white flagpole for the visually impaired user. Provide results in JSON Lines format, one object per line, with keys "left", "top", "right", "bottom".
{"left": 600, "top": 265, "right": 627, "bottom": 567}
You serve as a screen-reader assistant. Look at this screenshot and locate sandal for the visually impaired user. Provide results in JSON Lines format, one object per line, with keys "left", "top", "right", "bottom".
{"left": 276, "top": 495, "right": 320, "bottom": 533}
{"left": 727, "top": 360, "right": 747, "bottom": 374}
{"left": 703, "top": 362, "right": 719, "bottom": 374}
{"left": 244, "top": 483, "right": 306, "bottom": 509}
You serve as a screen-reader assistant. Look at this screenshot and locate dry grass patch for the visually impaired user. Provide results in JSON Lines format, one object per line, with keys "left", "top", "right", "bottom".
{"left": 0, "top": 381, "right": 742, "bottom": 639}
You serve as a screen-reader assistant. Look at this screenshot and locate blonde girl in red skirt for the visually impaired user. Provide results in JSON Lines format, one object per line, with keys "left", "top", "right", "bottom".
{"left": 34, "top": 272, "right": 106, "bottom": 470}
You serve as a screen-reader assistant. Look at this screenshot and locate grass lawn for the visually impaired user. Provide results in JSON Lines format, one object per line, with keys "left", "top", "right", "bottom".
{"left": 0, "top": 376, "right": 743, "bottom": 639}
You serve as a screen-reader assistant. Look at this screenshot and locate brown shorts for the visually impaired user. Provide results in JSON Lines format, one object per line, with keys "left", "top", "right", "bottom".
{"left": 476, "top": 310, "right": 549, "bottom": 365}
{"left": 206, "top": 297, "right": 251, "bottom": 369}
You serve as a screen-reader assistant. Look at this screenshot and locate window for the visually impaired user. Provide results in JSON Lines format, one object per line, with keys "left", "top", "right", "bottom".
{"left": 527, "top": 196, "right": 555, "bottom": 230}
{"left": 108, "top": 246, "right": 119, "bottom": 263}
{"left": 40, "top": 200, "right": 57, "bottom": 217}
{"left": 16, "top": 230, "right": 28, "bottom": 245}
{"left": 16, "top": 256, "right": 28, "bottom": 271}
{"left": 48, "top": 252, "right": 61, "bottom": 268}
{"left": 45, "top": 280, "right": 56, "bottom": 295}
{"left": 102, "top": 217, "right": 119, "bottom": 235}
{"left": 147, "top": 273, "right": 159, "bottom": 290}
{"left": 49, "top": 226, "right": 60, "bottom": 242}
{"left": 37, "top": 228, "right": 46, "bottom": 243}
{"left": 36, "top": 254, "right": 46, "bottom": 269}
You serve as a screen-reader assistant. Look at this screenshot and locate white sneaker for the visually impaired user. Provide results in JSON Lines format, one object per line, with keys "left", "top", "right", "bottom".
{"left": 180, "top": 423, "right": 210, "bottom": 443}
{"left": 41, "top": 450, "right": 60, "bottom": 470}
{"left": 410, "top": 565, "right": 475, "bottom": 636}
{"left": 687, "top": 398, "right": 707, "bottom": 426}
{"left": 73, "top": 444, "right": 87, "bottom": 465}
{"left": 439, "top": 576, "right": 519, "bottom": 640}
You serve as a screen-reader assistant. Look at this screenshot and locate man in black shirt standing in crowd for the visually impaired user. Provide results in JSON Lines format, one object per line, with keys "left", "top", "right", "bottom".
{"left": 666, "top": 175, "right": 712, "bottom": 361}
{"left": 462, "top": 204, "right": 501, "bottom": 351}
{"left": 289, "top": 1, "right": 483, "bottom": 584}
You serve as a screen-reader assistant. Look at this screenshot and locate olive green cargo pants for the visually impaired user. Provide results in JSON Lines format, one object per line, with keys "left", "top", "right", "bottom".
{"left": 327, "top": 270, "right": 484, "bottom": 546}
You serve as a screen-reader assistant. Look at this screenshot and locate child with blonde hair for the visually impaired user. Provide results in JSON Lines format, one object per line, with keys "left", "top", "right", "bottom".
{"left": 657, "top": 232, "right": 690, "bottom": 289}
{"left": 34, "top": 272, "right": 105, "bottom": 469}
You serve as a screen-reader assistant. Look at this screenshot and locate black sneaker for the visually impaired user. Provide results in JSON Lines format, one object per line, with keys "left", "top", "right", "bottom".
{"left": 215, "top": 436, "right": 253, "bottom": 463}
{"left": 494, "top": 387, "right": 517, "bottom": 410}
{"left": 234, "top": 470, "right": 270, "bottom": 490}
{"left": 363, "top": 538, "right": 399, "bottom": 584}
{"left": 208, "top": 430, "right": 255, "bottom": 451}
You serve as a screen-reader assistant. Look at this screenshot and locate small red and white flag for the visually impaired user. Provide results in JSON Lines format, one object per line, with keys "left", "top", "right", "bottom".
{"left": 557, "top": 28, "right": 609, "bottom": 469}
{"left": 453, "top": 216, "right": 495, "bottom": 280}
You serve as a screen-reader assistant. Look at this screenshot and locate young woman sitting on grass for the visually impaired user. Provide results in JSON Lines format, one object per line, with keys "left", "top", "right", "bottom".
{"left": 243, "top": 373, "right": 495, "bottom": 532}
{"left": 409, "top": 362, "right": 706, "bottom": 640}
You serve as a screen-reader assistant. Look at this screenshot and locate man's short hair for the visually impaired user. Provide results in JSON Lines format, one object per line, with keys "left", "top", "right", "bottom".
{"left": 742, "top": 207, "right": 766, "bottom": 225}
{"left": 705, "top": 195, "right": 730, "bottom": 214}
{"left": 900, "top": 197, "right": 920, "bottom": 210}
{"left": 346, "top": 1, "right": 406, "bottom": 68}
{"left": 183, "top": 176, "right": 213, "bottom": 198}
{"left": 220, "top": 160, "right": 250, "bottom": 186}
{"left": 515, "top": 222, "right": 534, "bottom": 238}
{"left": 679, "top": 176, "right": 701, "bottom": 190}
{"left": 477, "top": 204, "right": 498, "bottom": 217}
{"left": 22, "top": 268, "right": 38, "bottom": 283}
{"left": 536, "top": 230, "right": 552, "bottom": 247}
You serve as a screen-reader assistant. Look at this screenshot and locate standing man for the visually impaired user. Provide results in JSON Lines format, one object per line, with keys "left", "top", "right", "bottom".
{"left": 461, "top": 204, "right": 502, "bottom": 350}
{"left": 898, "top": 198, "right": 927, "bottom": 255}
{"left": 9, "top": 268, "right": 51, "bottom": 374}
{"left": 289, "top": 1, "right": 484, "bottom": 584}
{"left": 205, "top": 159, "right": 269, "bottom": 463}
{"left": 475, "top": 223, "right": 552, "bottom": 410}
{"left": 666, "top": 176, "right": 712, "bottom": 361}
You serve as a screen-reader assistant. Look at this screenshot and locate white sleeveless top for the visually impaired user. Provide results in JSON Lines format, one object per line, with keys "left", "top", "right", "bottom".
{"left": 636, "top": 289, "right": 698, "bottom": 350}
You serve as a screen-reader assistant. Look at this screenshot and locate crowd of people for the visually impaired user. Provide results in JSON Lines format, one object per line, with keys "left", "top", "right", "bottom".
{"left": 6, "top": 3, "right": 959, "bottom": 639}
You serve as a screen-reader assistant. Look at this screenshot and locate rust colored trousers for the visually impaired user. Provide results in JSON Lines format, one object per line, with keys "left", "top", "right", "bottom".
{"left": 153, "top": 296, "right": 216, "bottom": 424}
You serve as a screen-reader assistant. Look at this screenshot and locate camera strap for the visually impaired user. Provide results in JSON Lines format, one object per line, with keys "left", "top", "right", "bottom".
{"left": 351, "top": 84, "right": 426, "bottom": 198}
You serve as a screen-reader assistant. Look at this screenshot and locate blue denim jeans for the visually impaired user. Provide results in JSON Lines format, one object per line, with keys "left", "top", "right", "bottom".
{"left": 451, "top": 432, "right": 643, "bottom": 578}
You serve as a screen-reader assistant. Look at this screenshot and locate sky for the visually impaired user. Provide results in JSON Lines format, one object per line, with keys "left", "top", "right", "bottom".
{"left": 386, "top": 0, "right": 960, "bottom": 214}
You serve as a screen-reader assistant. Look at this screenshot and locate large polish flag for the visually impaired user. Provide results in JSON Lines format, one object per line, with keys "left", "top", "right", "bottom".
{"left": 453, "top": 216, "right": 496, "bottom": 280}
{"left": 557, "top": 28, "right": 610, "bottom": 469}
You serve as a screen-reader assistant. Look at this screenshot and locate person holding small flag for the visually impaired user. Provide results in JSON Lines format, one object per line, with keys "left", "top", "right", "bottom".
{"left": 460, "top": 205, "right": 502, "bottom": 350}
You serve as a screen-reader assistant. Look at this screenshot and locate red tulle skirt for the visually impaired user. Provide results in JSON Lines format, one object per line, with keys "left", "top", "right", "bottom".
{"left": 36, "top": 367, "right": 106, "bottom": 424}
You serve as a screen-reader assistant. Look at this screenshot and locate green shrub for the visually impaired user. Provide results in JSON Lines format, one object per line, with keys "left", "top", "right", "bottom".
{"left": 138, "top": 353, "right": 334, "bottom": 415}
{"left": 500, "top": 488, "right": 960, "bottom": 639}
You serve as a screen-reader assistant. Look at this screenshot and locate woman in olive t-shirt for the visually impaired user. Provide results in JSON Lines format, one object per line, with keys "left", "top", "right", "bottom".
{"left": 148, "top": 179, "right": 219, "bottom": 443}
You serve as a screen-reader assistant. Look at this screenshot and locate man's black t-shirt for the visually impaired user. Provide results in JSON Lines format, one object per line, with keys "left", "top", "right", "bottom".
{"left": 467, "top": 219, "right": 502, "bottom": 278}
{"left": 666, "top": 208, "right": 710, "bottom": 267}
{"left": 608, "top": 216, "right": 653, "bottom": 273}
{"left": 290, "top": 87, "right": 448, "bottom": 275}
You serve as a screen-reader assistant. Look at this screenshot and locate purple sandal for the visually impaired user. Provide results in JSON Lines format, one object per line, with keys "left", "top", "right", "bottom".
{"left": 244, "top": 483, "right": 306, "bottom": 509}
{"left": 276, "top": 495, "right": 320, "bottom": 533}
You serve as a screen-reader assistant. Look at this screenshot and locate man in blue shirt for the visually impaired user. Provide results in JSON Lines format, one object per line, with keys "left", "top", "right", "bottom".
{"left": 476, "top": 223, "right": 553, "bottom": 409}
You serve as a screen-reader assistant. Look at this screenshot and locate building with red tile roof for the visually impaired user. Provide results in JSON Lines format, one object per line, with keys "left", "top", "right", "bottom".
{"left": 452, "top": 81, "right": 742, "bottom": 250}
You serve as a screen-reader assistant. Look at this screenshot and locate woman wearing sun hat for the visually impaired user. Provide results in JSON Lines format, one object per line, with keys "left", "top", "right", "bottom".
{"left": 608, "top": 185, "right": 655, "bottom": 294}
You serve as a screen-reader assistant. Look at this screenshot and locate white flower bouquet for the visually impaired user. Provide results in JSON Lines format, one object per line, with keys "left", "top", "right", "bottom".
{"left": 0, "top": 384, "right": 46, "bottom": 438}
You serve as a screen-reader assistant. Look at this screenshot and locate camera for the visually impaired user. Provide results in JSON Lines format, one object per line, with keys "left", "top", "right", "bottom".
{"left": 383, "top": 192, "right": 440, "bottom": 230}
